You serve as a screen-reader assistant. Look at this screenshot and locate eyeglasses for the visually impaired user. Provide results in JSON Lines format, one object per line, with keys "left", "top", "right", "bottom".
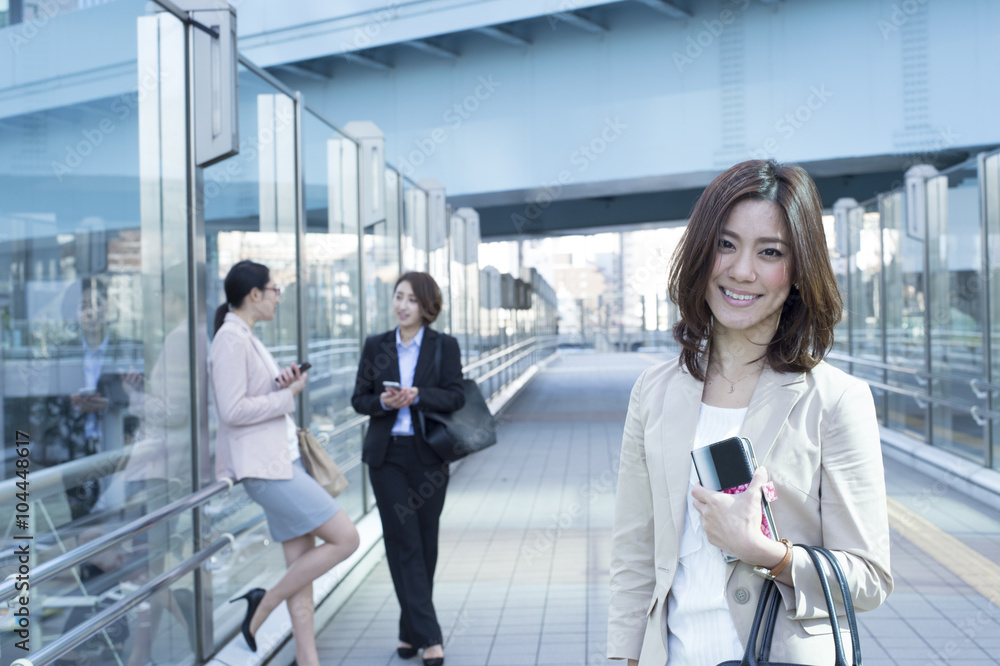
{"left": 262, "top": 286, "right": 281, "bottom": 296}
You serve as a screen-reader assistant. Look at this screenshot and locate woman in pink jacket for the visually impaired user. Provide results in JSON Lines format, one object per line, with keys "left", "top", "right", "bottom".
{"left": 210, "top": 260, "right": 359, "bottom": 665}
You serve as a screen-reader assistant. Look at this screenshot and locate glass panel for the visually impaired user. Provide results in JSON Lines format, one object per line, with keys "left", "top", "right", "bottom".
{"left": 363, "top": 169, "right": 401, "bottom": 338}
{"left": 429, "top": 208, "right": 450, "bottom": 334}
{"left": 401, "top": 178, "right": 428, "bottom": 272}
{"left": 449, "top": 213, "right": 467, "bottom": 361}
{"left": 465, "top": 220, "right": 481, "bottom": 365}
{"left": 848, "top": 202, "right": 886, "bottom": 419}
{"left": 201, "top": 65, "right": 300, "bottom": 652}
{"left": 830, "top": 211, "right": 849, "bottom": 355}
{"left": 0, "top": 3, "right": 197, "bottom": 662}
{"left": 883, "top": 190, "right": 927, "bottom": 440}
{"left": 301, "top": 109, "right": 366, "bottom": 520}
{"left": 927, "top": 162, "right": 985, "bottom": 462}
{"left": 986, "top": 152, "right": 1000, "bottom": 469}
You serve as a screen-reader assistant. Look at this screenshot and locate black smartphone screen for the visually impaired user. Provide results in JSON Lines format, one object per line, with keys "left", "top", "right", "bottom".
{"left": 690, "top": 436, "right": 754, "bottom": 491}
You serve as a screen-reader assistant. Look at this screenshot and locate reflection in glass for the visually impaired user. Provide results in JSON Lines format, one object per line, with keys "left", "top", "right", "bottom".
{"left": 927, "top": 163, "right": 985, "bottom": 461}
{"left": 882, "top": 190, "right": 926, "bottom": 440}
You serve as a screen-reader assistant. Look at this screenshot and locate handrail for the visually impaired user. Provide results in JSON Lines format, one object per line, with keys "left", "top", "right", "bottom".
{"left": 23, "top": 534, "right": 235, "bottom": 666}
{"left": 474, "top": 338, "right": 558, "bottom": 384}
{"left": 0, "top": 447, "right": 129, "bottom": 504}
{"left": 827, "top": 350, "right": 1000, "bottom": 392}
{"left": 828, "top": 352, "right": 1000, "bottom": 424}
{"left": 464, "top": 335, "right": 558, "bottom": 374}
{"left": 0, "top": 414, "right": 373, "bottom": 605}
{"left": 463, "top": 336, "right": 539, "bottom": 373}
{"left": 0, "top": 480, "right": 233, "bottom": 604}
{"left": 4, "top": 337, "right": 547, "bottom": 655}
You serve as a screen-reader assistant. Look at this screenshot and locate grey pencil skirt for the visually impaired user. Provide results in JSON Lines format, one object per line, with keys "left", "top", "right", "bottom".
{"left": 242, "top": 459, "right": 341, "bottom": 543}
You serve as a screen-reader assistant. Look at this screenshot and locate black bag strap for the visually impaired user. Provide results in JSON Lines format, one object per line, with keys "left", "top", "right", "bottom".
{"left": 740, "top": 579, "right": 778, "bottom": 666}
{"left": 740, "top": 545, "right": 861, "bottom": 666}
{"left": 811, "top": 546, "right": 862, "bottom": 666}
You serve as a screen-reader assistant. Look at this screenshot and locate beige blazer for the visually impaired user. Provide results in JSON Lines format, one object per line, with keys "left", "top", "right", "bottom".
{"left": 210, "top": 313, "right": 296, "bottom": 482}
{"left": 608, "top": 357, "right": 892, "bottom": 665}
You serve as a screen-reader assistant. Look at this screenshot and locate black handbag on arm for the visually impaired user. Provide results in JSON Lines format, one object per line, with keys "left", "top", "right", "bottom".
{"left": 417, "top": 335, "right": 498, "bottom": 463}
{"left": 719, "top": 545, "right": 863, "bottom": 666}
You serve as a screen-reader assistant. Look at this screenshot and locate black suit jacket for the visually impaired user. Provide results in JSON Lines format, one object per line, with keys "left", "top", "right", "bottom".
{"left": 352, "top": 327, "right": 466, "bottom": 468}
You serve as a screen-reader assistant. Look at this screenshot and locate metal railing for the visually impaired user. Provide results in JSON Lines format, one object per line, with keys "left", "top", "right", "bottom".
{"left": 3, "top": 336, "right": 554, "bottom": 663}
{"left": 828, "top": 351, "right": 1000, "bottom": 426}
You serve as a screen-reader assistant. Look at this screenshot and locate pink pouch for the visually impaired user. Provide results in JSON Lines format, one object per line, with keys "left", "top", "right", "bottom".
{"left": 721, "top": 481, "right": 778, "bottom": 539}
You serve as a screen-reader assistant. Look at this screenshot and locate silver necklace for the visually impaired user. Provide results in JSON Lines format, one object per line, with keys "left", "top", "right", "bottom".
{"left": 714, "top": 367, "right": 756, "bottom": 394}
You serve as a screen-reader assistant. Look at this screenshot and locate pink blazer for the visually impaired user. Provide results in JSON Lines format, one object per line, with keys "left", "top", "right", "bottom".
{"left": 210, "top": 312, "right": 296, "bottom": 481}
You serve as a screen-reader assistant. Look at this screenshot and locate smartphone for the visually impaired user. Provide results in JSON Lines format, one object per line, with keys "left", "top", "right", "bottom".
{"left": 77, "top": 387, "right": 98, "bottom": 396}
{"left": 275, "top": 362, "right": 311, "bottom": 382}
{"left": 382, "top": 381, "right": 401, "bottom": 390}
{"left": 691, "top": 436, "right": 779, "bottom": 552}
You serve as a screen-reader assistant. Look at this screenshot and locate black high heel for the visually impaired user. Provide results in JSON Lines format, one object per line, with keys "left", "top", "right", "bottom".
{"left": 229, "top": 588, "right": 266, "bottom": 652}
{"left": 422, "top": 646, "right": 444, "bottom": 666}
{"left": 397, "top": 645, "right": 418, "bottom": 659}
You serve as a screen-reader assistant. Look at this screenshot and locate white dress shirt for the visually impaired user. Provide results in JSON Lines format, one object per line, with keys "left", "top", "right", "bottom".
{"left": 666, "top": 402, "right": 746, "bottom": 665}
{"left": 388, "top": 326, "right": 424, "bottom": 436}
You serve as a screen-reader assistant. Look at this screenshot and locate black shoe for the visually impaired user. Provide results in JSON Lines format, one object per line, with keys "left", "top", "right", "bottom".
{"left": 422, "top": 658, "right": 444, "bottom": 666}
{"left": 397, "top": 645, "right": 418, "bottom": 659}
{"left": 229, "top": 588, "right": 266, "bottom": 652}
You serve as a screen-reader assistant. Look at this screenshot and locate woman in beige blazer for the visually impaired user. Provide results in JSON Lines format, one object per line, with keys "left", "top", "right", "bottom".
{"left": 608, "top": 161, "right": 892, "bottom": 666}
{"left": 209, "top": 260, "right": 359, "bottom": 666}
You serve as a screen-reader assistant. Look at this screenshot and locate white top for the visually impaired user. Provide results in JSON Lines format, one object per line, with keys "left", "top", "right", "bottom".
{"left": 666, "top": 402, "right": 746, "bottom": 665}
{"left": 250, "top": 336, "right": 300, "bottom": 463}
{"left": 391, "top": 326, "right": 424, "bottom": 436}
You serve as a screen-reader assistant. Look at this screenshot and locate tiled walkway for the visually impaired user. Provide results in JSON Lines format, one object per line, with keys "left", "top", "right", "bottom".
{"left": 311, "top": 352, "right": 1000, "bottom": 666}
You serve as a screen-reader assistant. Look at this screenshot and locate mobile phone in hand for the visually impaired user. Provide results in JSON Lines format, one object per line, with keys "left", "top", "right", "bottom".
{"left": 382, "top": 381, "right": 401, "bottom": 390}
{"left": 275, "top": 362, "right": 311, "bottom": 382}
{"left": 691, "top": 436, "right": 779, "bottom": 558}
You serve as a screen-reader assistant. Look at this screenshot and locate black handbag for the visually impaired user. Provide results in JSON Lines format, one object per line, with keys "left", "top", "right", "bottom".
{"left": 719, "top": 545, "right": 862, "bottom": 666}
{"left": 417, "top": 336, "right": 498, "bottom": 463}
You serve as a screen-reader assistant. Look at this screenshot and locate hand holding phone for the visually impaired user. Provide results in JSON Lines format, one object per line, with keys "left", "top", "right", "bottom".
{"left": 276, "top": 361, "right": 311, "bottom": 383}
{"left": 691, "top": 436, "right": 779, "bottom": 557}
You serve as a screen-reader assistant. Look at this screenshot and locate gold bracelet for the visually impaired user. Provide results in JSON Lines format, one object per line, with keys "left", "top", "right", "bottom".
{"left": 753, "top": 539, "right": 793, "bottom": 580}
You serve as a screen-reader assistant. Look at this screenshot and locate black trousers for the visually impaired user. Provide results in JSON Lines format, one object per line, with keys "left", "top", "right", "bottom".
{"left": 369, "top": 435, "right": 449, "bottom": 647}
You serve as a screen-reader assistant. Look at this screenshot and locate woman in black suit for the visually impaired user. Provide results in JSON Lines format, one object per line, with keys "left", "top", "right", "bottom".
{"left": 352, "top": 271, "right": 465, "bottom": 666}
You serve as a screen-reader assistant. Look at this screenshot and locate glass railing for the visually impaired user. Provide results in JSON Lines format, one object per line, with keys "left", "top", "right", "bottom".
{"left": 829, "top": 150, "right": 1000, "bottom": 469}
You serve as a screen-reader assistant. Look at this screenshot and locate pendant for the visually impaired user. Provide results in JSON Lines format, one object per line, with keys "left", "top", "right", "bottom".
{"left": 728, "top": 385, "right": 735, "bottom": 394}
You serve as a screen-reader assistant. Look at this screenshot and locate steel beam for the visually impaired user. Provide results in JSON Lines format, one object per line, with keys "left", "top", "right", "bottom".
{"left": 551, "top": 11, "right": 607, "bottom": 33}
{"left": 405, "top": 39, "right": 459, "bottom": 59}
{"left": 338, "top": 52, "right": 392, "bottom": 70}
{"left": 632, "top": 0, "right": 691, "bottom": 19}
{"left": 475, "top": 26, "right": 531, "bottom": 46}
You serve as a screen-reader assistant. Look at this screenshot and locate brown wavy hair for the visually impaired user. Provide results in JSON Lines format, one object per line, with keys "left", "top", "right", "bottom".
{"left": 667, "top": 160, "right": 842, "bottom": 381}
{"left": 395, "top": 272, "right": 443, "bottom": 325}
